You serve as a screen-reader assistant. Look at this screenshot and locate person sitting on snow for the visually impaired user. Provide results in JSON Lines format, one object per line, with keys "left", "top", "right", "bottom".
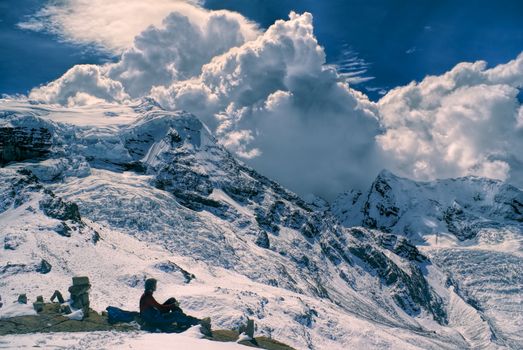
{"left": 139, "top": 278, "right": 210, "bottom": 334}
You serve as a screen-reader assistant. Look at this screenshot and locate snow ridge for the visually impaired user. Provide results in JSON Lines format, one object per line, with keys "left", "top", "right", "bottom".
{"left": 0, "top": 98, "right": 514, "bottom": 349}
{"left": 333, "top": 170, "right": 523, "bottom": 348}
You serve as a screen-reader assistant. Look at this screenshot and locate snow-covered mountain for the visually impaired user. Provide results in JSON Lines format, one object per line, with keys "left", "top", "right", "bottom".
{"left": 333, "top": 169, "right": 523, "bottom": 241}
{"left": 0, "top": 98, "right": 517, "bottom": 349}
{"left": 333, "top": 170, "right": 523, "bottom": 348}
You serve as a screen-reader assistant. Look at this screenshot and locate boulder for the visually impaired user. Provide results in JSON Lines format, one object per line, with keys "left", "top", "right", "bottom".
{"left": 17, "top": 294, "right": 27, "bottom": 304}
{"left": 33, "top": 302, "right": 44, "bottom": 313}
{"left": 36, "top": 259, "right": 52, "bottom": 274}
{"left": 255, "top": 231, "right": 270, "bottom": 249}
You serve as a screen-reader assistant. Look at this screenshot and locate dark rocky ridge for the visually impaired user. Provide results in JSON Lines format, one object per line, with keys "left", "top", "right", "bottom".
{"left": 320, "top": 226, "right": 447, "bottom": 325}
{"left": 0, "top": 126, "right": 52, "bottom": 166}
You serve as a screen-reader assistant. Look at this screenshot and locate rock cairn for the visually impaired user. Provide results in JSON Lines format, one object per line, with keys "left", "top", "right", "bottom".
{"left": 239, "top": 318, "right": 255, "bottom": 338}
{"left": 50, "top": 290, "right": 65, "bottom": 304}
{"left": 68, "top": 276, "right": 91, "bottom": 318}
{"left": 33, "top": 295, "right": 44, "bottom": 312}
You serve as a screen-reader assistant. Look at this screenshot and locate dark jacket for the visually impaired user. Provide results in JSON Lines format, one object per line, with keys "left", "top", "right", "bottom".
{"left": 139, "top": 290, "right": 172, "bottom": 315}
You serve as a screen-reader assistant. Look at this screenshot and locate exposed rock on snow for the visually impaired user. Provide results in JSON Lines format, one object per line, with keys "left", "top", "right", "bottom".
{"left": 0, "top": 125, "right": 52, "bottom": 166}
{"left": 0, "top": 98, "right": 515, "bottom": 349}
{"left": 333, "top": 170, "right": 523, "bottom": 348}
{"left": 333, "top": 169, "right": 523, "bottom": 241}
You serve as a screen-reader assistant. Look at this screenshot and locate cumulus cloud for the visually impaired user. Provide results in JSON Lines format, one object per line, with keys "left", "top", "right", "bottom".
{"left": 151, "top": 12, "right": 382, "bottom": 197}
{"left": 487, "top": 52, "right": 523, "bottom": 87}
{"left": 29, "top": 65, "right": 129, "bottom": 106}
{"left": 107, "top": 10, "right": 258, "bottom": 97}
{"left": 17, "top": 0, "right": 258, "bottom": 53}
{"left": 28, "top": 6, "right": 258, "bottom": 104}
{"left": 25, "top": 2, "right": 523, "bottom": 197}
{"left": 378, "top": 53, "right": 523, "bottom": 186}
{"left": 28, "top": 10, "right": 382, "bottom": 198}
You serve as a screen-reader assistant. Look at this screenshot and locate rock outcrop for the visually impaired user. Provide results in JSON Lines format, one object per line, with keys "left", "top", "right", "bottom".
{"left": 0, "top": 126, "right": 52, "bottom": 166}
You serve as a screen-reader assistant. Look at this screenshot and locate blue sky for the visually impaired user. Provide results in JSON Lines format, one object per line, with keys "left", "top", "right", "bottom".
{"left": 206, "top": 0, "right": 523, "bottom": 99}
{"left": 0, "top": 0, "right": 112, "bottom": 95}
{"left": 1, "top": 0, "right": 522, "bottom": 99}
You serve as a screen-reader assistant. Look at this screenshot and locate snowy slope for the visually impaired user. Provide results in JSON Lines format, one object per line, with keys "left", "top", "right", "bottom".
{"left": 333, "top": 170, "right": 522, "bottom": 241}
{"left": 333, "top": 170, "right": 523, "bottom": 348}
{"left": 0, "top": 98, "right": 506, "bottom": 349}
{"left": 1, "top": 328, "right": 254, "bottom": 350}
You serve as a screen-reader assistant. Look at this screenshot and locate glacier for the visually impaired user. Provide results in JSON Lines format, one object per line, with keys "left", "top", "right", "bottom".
{"left": 333, "top": 170, "right": 523, "bottom": 348}
{"left": 0, "top": 97, "right": 521, "bottom": 349}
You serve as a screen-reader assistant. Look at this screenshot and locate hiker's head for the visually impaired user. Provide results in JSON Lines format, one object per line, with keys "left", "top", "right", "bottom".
{"left": 144, "top": 278, "right": 157, "bottom": 292}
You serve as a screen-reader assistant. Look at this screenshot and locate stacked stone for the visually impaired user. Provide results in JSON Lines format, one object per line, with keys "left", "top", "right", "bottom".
{"left": 50, "top": 290, "right": 65, "bottom": 304}
{"left": 238, "top": 318, "right": 255, "bottom": 338}
{"left": 33, "top": 295, "right": 44, "bottom": 312}
{"left": 68, "top": 276, "right": 91, "bottom": 318}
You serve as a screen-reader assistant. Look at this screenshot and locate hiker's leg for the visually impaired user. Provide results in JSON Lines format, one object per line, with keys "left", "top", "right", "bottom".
{"left": 163, "top": 297, "right": 177, "bottom": 305}
{"left": 158, "top": 300, "right": 173, "bottom": 314}
{"left": 154, "top": 313, "right": 178, "bottom": 333}
{"left": 170, "top": 311, "right": 200, "bottom": 327}
{"left": 160, "top": 312, "right": 178, "bottom": 323}
{"left": 162, "top": 298, "right": 182, "bottom": 313}
{"left": 142, "top": 309, "right": 176, "bottom": 327}
{"left": 141, "top": 309, "right": 160, "bottom": 324}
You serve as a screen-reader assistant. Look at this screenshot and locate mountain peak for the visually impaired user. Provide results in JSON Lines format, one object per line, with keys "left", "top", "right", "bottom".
{"left": 2, "top": 101, "right": 520, "bottom": 349}
{"left": 334, "top": 170, "right": 523, "bottom": 241}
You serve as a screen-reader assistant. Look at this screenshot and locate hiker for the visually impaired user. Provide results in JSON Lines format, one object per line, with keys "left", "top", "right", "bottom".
{"left": 139, "top": 278, "right": 208, "bottom": 333}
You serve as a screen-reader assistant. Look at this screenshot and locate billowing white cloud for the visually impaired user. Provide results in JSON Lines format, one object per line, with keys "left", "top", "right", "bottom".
{"left": 518, "top": 105, "right": 523, "bottom": 129}
{"left": 28, "top": 5, "right": 259, "bottom": 105}
{"left": 17, "top": 0, "right": 258, "bottom": 53}
{"left": 108, "top": 10, "right": 258, "bottom": 97}
{"left": 25, "top": 2, "right": 523, "bottom": 197}
{"left": 487, "top": 52, "right": 523, "bottom": 87}
{"left": 29, "top": 65, "right": 129, "bottom": 106}
{"left": 151, "top": 12, "right": 328, "bottom": 117}
{"left": 28, "top": 11, "right": 382, "bottom": 198}
{"left": 378, "top": 53, "right": 523, "bottom": 186}
{"left": 151, "top": 12, "right": 383, "bottom": 197}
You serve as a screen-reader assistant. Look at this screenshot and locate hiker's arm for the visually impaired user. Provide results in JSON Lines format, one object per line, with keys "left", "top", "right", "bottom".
{"left": 145, "top": 294, "right": 173, "bottom": 312}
